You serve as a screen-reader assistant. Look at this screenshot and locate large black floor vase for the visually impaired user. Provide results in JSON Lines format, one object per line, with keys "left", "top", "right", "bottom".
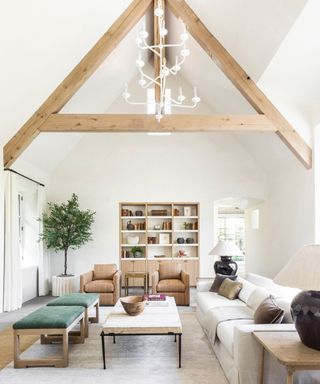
{"left": 291, "top": 290, "right": 320, "bottom": 350}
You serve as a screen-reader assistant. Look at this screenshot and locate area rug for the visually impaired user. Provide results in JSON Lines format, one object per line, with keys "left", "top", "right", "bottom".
{"left": 0, "top": 310, "right": 227, "bottom": 384}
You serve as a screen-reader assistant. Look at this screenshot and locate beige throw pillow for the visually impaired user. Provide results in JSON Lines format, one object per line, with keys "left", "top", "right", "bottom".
{"left": 218, "top": 278, "right": 243, "bottom": 300}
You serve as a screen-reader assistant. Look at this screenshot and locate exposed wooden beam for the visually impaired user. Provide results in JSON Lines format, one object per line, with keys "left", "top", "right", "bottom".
{"left": 154, "top": 0, "right": 165, "bottom": 102}
{"left": 4, "top": 0, "right": 153, "bottom": 167}
{"left": 41, "top": 114, "right": 275, "bottom": 133}
{"left": 167, "top": 0, "right": 312, "bottom": 169}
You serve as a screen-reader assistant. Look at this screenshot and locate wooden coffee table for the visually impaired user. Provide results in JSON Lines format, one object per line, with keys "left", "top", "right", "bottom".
{"left": 253, "top": 331, "right": 320, "bottom": 384}
{"left": 100, "top": 297, "right": 182, "bottom": 369}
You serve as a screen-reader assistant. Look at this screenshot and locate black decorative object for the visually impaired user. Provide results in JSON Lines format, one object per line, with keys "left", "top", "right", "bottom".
{"left": 186, "top": 238, "right": 194, "bottom": 244}
{"left": 177, "top": 238, "right": 185, "bottom": 244}
{"left": 135, "top": 210, "right": 143, "bottom": 216}
{"left": 126, "top": 221, "right": 134, "bottom": 230}
{"left": 291, "top": 290, "right": 320, "bottom": 350}
{"left": 214, "top": 256, "right": 238, "bottom": 276}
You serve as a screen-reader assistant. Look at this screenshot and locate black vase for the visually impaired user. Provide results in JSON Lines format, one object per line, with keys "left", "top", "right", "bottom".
{"left": 291, "top": 290, "right": 320, "bottom": 350}
{"left": 214, "top": 256, "right": 238, "bottom": 276}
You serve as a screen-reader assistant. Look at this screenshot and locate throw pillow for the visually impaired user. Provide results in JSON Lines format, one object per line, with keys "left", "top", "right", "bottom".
{"left": 254, "top": 296, "right": 284, "bottom": 324}
{"left": 210, "top": 274, "right": 237, "bottom": 293}
{"left": 218, "top": 278, "right": 243, "bottom": 300}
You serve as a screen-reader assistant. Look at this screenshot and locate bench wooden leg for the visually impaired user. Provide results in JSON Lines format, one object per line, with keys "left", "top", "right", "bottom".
{"left": 14, "top": 331, "right": 20, "bottom": 367}
{"left": 62, "top": 331, "right": 69, "bottom": 367}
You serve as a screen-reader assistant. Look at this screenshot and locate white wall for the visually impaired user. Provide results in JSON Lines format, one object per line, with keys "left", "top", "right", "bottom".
{"left": 245, "top": 161, "right": 315, "bottom": 278}
{"left": 48, "top": 133, "right": 268, "bottom": 278}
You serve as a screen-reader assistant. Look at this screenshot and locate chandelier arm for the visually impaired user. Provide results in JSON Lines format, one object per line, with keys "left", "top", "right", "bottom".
{"left": 170, "top": 102, "right": 198, "bottom": 109}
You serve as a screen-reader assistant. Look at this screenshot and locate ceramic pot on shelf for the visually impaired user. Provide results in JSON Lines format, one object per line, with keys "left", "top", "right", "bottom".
{"left": 177, "top": 238, "right": 185, "bottom": 244}
{"left": 127, "top": 221, "right": 134, "bottom": 230}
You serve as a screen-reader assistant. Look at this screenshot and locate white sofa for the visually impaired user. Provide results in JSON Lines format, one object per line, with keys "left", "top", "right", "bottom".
{"left": 197, "top": 273, "right": 320, "bottom": 384}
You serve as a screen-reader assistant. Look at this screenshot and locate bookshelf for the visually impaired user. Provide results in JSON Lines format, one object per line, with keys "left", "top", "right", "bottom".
{"left": 119, "top": 202, "right": 200, "bottom": 286}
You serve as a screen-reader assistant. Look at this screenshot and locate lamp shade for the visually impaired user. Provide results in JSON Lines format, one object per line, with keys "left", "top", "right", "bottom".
{"left": 274, "top": 244, "right": 320, "bottom": 290}
{"left": 209, "top": 240, "right": 243, "bottom": 257}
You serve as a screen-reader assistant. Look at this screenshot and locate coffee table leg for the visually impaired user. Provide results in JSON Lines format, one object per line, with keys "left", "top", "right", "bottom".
{"left": 178, "top": 334, "right": 182, "bottom": 368}
{"left": 100, "top": 332, "right": 106, "bottom": 369}
{"left": 113, "top": 334, "right": 116, "bottom": 344}
{"left": 174, "top": 334, "right": 177, "bottom": 342}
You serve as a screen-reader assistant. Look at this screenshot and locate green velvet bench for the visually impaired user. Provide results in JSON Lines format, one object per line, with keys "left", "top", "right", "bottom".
{"left": 13, "top": 306, "right": 84, "bottom": 368}
{"left": 47, "top": 293, "right": 99, "bottom": 338}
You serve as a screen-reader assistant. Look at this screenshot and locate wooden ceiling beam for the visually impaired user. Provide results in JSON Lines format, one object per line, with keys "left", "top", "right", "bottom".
{"left": 3, "top": 0, "right": 153, "bottom": 167}
{"left": 167, "top": 0, "right": 312, "bottom": 169}
{"left": 41, "top": 114, "right": 275, "bottom": 133}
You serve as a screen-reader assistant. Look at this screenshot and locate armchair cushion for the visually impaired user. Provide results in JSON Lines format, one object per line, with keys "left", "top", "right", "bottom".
{"left": 157, "top": 279, "right": 185, "bottom": 292}
{"left": 159, "top": 262, "right": 182, "bottom": 280}
{"left": 93, "top": 264, "right": 117, "bottom": 280}
{"left": 85, "top": 280, "right": 114, "bottom": 293}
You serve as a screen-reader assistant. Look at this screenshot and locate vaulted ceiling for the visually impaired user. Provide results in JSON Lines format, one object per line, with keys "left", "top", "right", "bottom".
{"left": 2, "top": 0, "right": 319, "bottom": 174}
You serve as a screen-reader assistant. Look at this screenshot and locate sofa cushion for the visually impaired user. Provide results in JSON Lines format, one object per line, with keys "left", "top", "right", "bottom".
{"left": 218, "top": 279, "right": 243, "bottom": 300}
{"left": 159, "top": 262, "right": 181, "bottom": 280}
{"left": 247, "top": 287, "right": 270, "bottom": 311}
{"left": 254, "top": 296, "right": 284, "bottom": 324}
{"left": 85, "top": 279, "right": 114, "bottom": 293}
{"left": 197, "top": 292, "right": 246, "bottom": 316}
{"left": 217, "top": 318, "right": 254, "bottom": 356}
{"left": 93, "top": 264, "right": 116, "bottom": 280}
{"left": 157, "top": 279, "right": 185, "bottom": 292}
{"left": 237, "top": 277, "right": 257, "bottom": 304}
{"left": 210, "top": 274, "right": 237, "bottom": 293}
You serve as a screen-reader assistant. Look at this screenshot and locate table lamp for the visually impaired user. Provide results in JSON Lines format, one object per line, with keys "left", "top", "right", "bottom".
{"left": 209, "top": 240, "right": 243, "bottom": 276}
{"left": 274, "top": 244, "right": 320, "bottom": 350}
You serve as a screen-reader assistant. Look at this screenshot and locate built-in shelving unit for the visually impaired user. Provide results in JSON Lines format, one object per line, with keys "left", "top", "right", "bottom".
{"left": 119, "top": 202, "right": 200, "bottom": 286}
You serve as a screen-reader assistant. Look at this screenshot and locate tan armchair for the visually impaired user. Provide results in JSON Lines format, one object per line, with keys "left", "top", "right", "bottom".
{"left": 80, "top": 264, "right": 121, "bottom": 306}
{"left": 152, "top": 261, "right": 190, "bottom": 306}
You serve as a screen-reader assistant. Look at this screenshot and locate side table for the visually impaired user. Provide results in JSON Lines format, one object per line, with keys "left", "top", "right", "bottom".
{"left": 253, "top": 331, "right": 320, "bottom": 384}
{"left": 52, "top": 275, "right": 78, "bottom": 296}
{"left": 124, "top": 272, "right": 149, "bottom": 296}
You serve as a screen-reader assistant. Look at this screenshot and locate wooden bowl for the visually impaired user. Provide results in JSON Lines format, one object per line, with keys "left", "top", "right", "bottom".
{"left": 120, "top": 296, "right": 147, "bottom": 316}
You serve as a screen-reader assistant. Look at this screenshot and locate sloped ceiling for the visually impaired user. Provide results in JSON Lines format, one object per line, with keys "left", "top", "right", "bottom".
{"left": 4, "top": 0, "right": 314, "bottom": 173}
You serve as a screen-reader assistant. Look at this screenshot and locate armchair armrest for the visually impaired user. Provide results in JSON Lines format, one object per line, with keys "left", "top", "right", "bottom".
{"left": 152, "top": 270, "right": 160, "bottom": 293}
{"left": 113, "top": 270, "right": 121, "bottom": 301}
{"left": 80, "top": 270, "right": 93, "bottom": 292}
{"left": 181, "top": 270, "right": 190, "bottom": 287}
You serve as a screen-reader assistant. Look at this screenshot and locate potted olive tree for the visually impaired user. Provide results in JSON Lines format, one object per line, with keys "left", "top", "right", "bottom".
{"left": 40, "top": 193, "right": 95, "bottom": 276}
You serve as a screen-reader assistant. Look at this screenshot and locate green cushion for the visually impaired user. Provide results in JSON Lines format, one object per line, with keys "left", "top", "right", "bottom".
{"left": 13, "top": 306, "right": 84, "bottom": 329}
{"left": 47, "top": 293, "right": 99, "bottom": 308}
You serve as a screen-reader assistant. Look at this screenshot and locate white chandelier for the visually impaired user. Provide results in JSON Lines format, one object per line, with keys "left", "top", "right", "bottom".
{"left": 122, "top": 0, "right": 200, "bottom": 122}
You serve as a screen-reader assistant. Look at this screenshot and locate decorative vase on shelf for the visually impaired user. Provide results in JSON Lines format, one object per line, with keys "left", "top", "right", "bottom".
{"left": 127, "top": 221, "right": 134, "bottom": 230}
{"left": 177, "top": 238, "right": 185, "bottom": 244}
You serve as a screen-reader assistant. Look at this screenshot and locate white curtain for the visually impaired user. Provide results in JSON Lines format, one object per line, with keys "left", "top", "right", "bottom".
{"left": 37, "top": 185, "right": 49, "bottom": 295}
{"left": 3, "top": 171, "right": 22, "bottom": 311}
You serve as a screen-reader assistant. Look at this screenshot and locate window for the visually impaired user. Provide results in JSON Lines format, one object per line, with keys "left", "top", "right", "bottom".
{"left": 218, "top": 209, "right": 245, "bottom": 262}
